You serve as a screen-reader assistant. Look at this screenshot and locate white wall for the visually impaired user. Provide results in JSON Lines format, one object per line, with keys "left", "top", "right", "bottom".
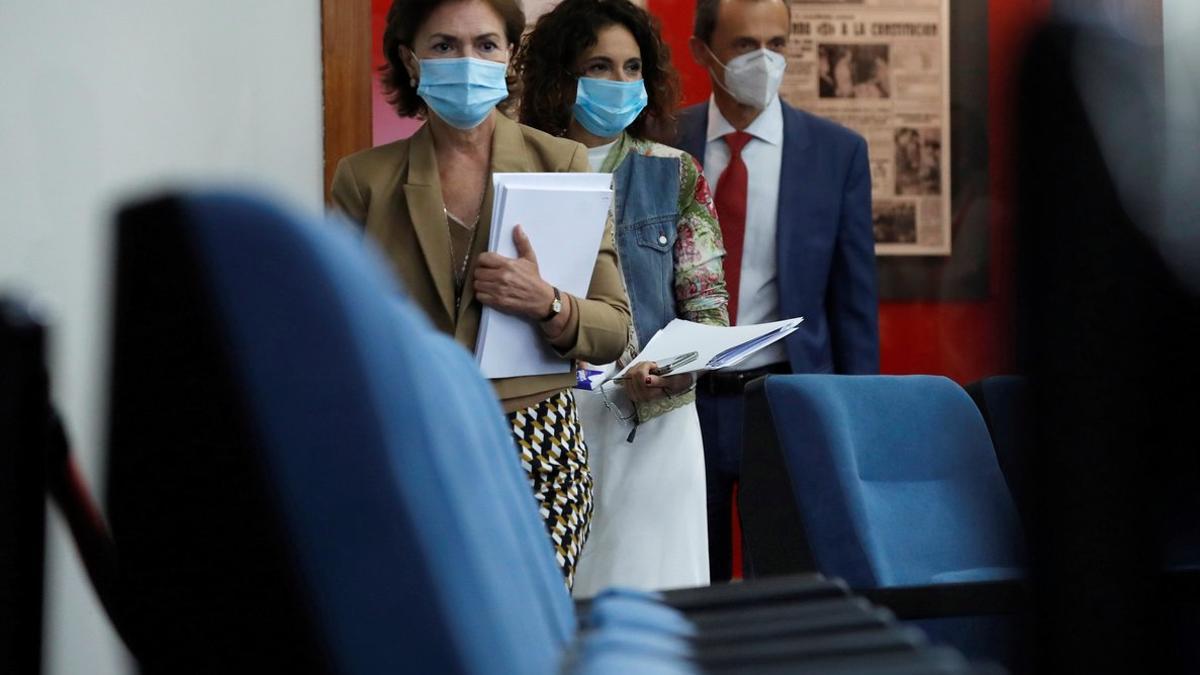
{"left": 0, "top": 2, "right": 324, "bottom": 673}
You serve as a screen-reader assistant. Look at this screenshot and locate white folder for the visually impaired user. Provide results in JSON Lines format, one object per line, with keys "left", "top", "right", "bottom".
{"left": 605, "top": 317, "right": 805, "bottom": 383}
{"left": 475, "top": 173, "right": 613, "bottom": 380}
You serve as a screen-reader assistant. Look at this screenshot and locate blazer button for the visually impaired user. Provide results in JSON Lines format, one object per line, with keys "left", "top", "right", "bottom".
{"left": 658, "top": 234, "right": 668, "bottom": 245}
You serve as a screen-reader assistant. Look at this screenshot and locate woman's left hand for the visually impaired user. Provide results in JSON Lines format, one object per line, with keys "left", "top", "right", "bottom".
{"left": 474, "top": 225, "right": 555, "bottom": 320}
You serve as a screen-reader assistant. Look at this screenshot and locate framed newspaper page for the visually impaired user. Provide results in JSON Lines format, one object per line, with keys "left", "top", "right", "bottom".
{"left": 782, "top": 0, "right": 952, "bottom": 256}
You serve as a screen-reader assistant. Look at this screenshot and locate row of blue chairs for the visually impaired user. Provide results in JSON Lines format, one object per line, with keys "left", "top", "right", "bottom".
{"left": 8, "top": 181, "right": 1190, "bottom": 670}
{"left": 738, "top": 367, "right": 1197, "bottom": 672}
{"left": 12, "top": 183, "right": 1187, "bottom": 672}
{"left": 80, "top": 191, "right": 1001, "bottom": 674}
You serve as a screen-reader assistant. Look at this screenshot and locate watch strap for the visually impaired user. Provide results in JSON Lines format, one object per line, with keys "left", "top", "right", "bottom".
{"left": 540, "top": 287, "right": 562, "bottom": 322}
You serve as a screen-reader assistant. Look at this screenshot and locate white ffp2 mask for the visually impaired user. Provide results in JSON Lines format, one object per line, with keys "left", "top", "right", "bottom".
{"left": 709, "top": 47, "right": 786, "bottom": 110}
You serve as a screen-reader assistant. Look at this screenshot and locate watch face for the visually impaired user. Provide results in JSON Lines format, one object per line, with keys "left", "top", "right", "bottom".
{"left": 552, "top": 297, "right": 562, "bottom": 313}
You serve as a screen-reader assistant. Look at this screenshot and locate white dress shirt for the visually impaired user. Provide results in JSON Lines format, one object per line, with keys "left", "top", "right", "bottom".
{"left": 704, "top": 96, "right": 788, "bottom": 370}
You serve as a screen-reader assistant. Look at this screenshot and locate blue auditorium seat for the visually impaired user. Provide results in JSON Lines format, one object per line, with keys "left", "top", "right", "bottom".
{"left": 743, "top": 375, "right": 1029, "bottom": 669}
{"left": 757, "top": 375, "right": 1025, "bottom": 589}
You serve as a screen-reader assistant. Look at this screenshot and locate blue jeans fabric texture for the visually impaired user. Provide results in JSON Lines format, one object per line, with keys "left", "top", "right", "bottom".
{"left": 611, "top": 152, "right": 680, "bottom": 349}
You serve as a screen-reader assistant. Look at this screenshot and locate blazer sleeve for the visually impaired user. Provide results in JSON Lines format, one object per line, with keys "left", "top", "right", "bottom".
{"left": 827, "top": 136, "right": 881, "bottom": 374}
{"left": 329, "top": 157, "right": 368, "bottom": 226}
{"left": 548, "top": 145, "right": 633, "bottom": 364}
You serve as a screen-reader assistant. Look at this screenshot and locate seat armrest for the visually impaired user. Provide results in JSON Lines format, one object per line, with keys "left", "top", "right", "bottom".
{"left": 697, "top": 625, "right": 926, "bottom": 670}
{"left": 689, "top": 596, "right": 882, "bottom": 633}
{"left": 692, "top": 601, "right": 892, "bottom": 645}
{"left": 858, "top": 579, "right": 1030, "bottom": 619}
{"left": 577, "top": 574, "right": 847, "bottom": 626}
{"left": 706, "top": 646, "right": 976, "bottom": 675}
{"left": 660, "top": 574, "right": 847, "bottom": 613}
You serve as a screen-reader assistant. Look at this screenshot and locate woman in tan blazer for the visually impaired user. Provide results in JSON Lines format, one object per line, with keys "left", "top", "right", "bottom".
{"left": 331, "top": 0, "right": 630, "bottom": 588}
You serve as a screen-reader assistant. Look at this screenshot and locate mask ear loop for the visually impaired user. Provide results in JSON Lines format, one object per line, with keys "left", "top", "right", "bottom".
{"left": 702, "top": 42, "right": 740, "bottom": 100}
{"left": 401, "top": 46, "right": 419, "bottom": 88}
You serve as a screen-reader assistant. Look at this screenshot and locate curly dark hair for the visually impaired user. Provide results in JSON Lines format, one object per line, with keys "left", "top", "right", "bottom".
{"left": 380, "top": 0, "right": 526, "bottom": 119}
{"left": 515, "top": 0, "right": 681, "bottom": 143}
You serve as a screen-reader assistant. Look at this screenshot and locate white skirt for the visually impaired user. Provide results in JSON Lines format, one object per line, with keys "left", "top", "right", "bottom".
{"left": 571, "top": 366, "right": 710, "bottom": 598}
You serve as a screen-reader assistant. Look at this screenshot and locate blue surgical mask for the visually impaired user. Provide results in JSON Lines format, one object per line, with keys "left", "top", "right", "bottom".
{"left": 572, "top": 77, "right": 649, "bottom": 139}
{"left": 416, "top": 57, "right": 509, "bottom": 129}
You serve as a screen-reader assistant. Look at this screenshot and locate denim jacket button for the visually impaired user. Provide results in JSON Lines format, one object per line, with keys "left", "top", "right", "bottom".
{"left": 658, "top": 234, "right": 668, "bottom": 245}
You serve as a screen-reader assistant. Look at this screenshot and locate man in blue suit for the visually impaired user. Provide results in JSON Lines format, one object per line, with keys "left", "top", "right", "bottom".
{"left": 676, "top": 0, "right": 880, "bottom": 581}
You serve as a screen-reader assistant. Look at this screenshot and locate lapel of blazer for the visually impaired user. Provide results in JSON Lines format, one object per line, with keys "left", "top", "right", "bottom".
{"left": 677, "top": 102, "right": 710, "bottom": 168}
{"left": 403, "top": 124, "right": 456, "bottom": 323}
{"left": 775, "top": 101, "right": 814, "bottom": 284}
{"left": 453, "top": 114, "right": 533, "bottom": 326}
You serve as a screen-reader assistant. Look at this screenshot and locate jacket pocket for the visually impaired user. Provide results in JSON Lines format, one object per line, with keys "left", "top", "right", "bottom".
{"left": 632, "top": 216, "right": 676, "bottom": 253}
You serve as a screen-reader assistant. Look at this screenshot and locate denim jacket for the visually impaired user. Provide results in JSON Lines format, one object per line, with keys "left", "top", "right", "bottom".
{"left": 596, "top": 134, "right": 729, "bottom": 422}
{"left": 612, "top": 151, "right": 682, "bottom": 349}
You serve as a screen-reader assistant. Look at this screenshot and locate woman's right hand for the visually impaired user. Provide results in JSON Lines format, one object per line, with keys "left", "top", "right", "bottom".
{"left": 474, "top": 226, "right": 556, "bottom": 320}
{"left": 622, "top": 361, "right": 695, "bottom": 402}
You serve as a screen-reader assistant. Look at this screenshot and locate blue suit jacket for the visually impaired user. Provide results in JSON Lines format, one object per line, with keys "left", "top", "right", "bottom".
{"left": 676, "top": 99, "right": 880, "bottom": 375}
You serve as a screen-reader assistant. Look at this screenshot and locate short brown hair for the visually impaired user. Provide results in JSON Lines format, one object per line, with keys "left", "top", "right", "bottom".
{"left": 694, "top": 0, "right": 790, "bottom": 45}
{"left": 380, "top": 0, "right": 526, "bottom": 118}
{"left": 693, "top": 0, "right": 721, "bottom": 44}
{"left": 515, "top": 0, "right": 681, "bottom": 143}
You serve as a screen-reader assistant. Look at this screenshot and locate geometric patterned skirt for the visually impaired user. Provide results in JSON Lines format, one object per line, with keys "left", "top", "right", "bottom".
{"left": 506, "top": 389, "right": 593, "bottom": 589}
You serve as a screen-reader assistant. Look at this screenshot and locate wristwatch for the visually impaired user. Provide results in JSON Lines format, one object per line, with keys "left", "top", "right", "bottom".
{"left": 540, "top": 287, "right": 562, "bottom": 322}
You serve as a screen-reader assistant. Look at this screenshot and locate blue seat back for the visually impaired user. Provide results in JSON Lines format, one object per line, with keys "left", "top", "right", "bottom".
{"left": 139, "top": 193, "right": 574, "bottom": 674}
{"left": 762, "top": 374, "right": 1025, "bottom": 588}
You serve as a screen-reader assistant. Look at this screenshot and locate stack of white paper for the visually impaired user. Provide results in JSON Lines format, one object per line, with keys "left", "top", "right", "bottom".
{"left": 475, "top": 173, "right": 613, "bottom": 379}
{"left": 606, "top": 317, "right": 805, "bottom": 382}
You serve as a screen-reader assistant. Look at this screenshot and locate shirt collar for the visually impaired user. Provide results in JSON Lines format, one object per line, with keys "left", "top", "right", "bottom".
{"left": 705, "top": 95, "right": 784, "bottom": 146}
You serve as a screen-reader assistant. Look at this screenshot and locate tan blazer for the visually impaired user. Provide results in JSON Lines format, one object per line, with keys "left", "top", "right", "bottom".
{"left": 330, "top": 114, "right": 631, "bottom": 412}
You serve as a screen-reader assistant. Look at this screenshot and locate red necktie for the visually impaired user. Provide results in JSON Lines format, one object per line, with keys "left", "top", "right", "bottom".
{"left": 714, "top": 131, "right": 752, "bottom": 324}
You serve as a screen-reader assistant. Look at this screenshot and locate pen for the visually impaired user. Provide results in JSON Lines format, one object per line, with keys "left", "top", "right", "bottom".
{"left": 607, "top": 351, "right": 699, "bottom": 383}
{"left": 651, "top": 351, "right": 698, "bottom": 376}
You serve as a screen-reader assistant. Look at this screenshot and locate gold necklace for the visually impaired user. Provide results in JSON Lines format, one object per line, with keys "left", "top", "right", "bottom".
{"left": 446, "top": 189, "right": 486, "bottom": 312}
{"left": 446, "top": 209, "right": 479, "bottom": 282}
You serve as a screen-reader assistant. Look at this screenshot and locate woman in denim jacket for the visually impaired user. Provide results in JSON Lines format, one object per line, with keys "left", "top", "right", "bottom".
{"left": 516, "top": 0, "right": 729, "bottom": 596}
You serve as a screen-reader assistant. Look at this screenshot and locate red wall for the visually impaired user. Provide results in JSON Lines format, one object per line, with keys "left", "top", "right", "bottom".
{"left": 372, "top": 0, "right": 424, "bottom": 144}
{"left": 647, "top": 0, "right": 1052, "bottom": 382}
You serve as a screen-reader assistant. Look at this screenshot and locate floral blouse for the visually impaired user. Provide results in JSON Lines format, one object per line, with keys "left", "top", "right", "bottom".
{"left": 597, "top": 133, "right": 730, "bottom": 420}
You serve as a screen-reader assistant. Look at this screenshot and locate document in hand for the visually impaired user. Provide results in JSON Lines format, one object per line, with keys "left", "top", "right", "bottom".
{"left": 607, "top": 317, "right": 804, "bottom": 382}
{"left": 475, "top": 172, "right": 613, "bottom": 379}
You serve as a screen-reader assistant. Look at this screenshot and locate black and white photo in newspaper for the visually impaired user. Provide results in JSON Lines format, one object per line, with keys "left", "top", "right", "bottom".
{"left": 782, "top": 0, "right": 951, "bottom": 255}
